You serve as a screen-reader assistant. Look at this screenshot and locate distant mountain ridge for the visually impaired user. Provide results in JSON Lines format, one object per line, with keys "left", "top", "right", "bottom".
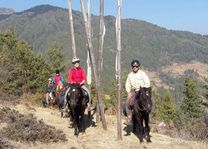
{"left": 0, "top": 5, "right": 208, "bottom": 88}
{"left": 0, "top": 8, "right": 15, "bottom": 15}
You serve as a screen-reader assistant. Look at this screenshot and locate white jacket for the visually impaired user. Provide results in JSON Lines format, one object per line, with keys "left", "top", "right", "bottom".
{"left": 125, "top": 69, "right": 150, "bottom": 93}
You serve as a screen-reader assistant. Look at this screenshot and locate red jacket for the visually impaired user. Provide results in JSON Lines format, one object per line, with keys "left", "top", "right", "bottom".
{"left": 68, "top": 66, "right": 86, "bottom": 84}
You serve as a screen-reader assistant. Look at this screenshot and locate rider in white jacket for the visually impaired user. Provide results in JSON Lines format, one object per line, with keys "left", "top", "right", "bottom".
{"left": 125, "top": 59, "right": 150, "bottom": 124}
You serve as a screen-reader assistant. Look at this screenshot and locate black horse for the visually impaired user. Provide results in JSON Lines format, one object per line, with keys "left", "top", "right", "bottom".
{"left": 66, "top": 83, "right": 88, "bottom": 136}
{"left": 132, "top": 87, "right": 152, "bottom": 142}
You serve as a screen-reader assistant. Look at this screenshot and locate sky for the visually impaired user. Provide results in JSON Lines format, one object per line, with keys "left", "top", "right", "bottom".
{"left": 0, "top": 0, "right": 208, "bottom": 35}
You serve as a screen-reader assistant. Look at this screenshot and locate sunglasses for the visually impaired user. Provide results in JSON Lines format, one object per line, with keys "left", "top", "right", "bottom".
{"left": 132, "top": 65, "right": 139, "bottom": 68}
{"left": 72, "top": 61, "right": 79, "bottom": 64}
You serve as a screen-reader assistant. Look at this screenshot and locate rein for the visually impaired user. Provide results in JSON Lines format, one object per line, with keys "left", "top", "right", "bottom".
{"left": 137, "top": 104, "right": 147, "bottom": 112}
{"left": 137, "top": 104, "right": 144, "bottom": 111}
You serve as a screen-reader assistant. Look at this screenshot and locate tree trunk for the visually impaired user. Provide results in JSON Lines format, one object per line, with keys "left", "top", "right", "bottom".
{"left": 98, "top": 0, "right": 105, "bottom": 80}
{"left": 80, "top": 0, "right": 107, "bottom": 130}
{"left": 97, "top": 0, "right": 106, "bottom": 123}
{"left": 116, "top": 0, "right": 122, "bottom": 140}
{"left": 67, "top": 0, "right": 76, "bottom": 58}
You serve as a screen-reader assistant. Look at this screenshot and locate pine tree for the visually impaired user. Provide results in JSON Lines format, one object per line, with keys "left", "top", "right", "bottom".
{"left": 109, "top": 71, "right": 127, "bottom": 108}
{"left": 155, "top": 89, "right": 176, "bottom": 123}
{"left": 1, "top": 29, "right": 35, "bottom": 95}
{"left": 0, "top": 29, "right": 52, "bottom": 95}
{"left": 46, "top": 46, "right": 65, "bottom": 72}
{"left": 176, "top": 77, "right": 207, "bottom": 139}
{"left": 30, "top": 52, "right": 51, "bottom": 92}
{"left": 180, "top": 77, "right": 203, "bottom": 120}
{"left": 203, "top": 78, "right": 208, "bottom": 102}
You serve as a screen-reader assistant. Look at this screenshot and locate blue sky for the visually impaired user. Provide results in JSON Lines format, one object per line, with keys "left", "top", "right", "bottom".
{"left": 0, "top": 0, "right": 208, "bottom": 35}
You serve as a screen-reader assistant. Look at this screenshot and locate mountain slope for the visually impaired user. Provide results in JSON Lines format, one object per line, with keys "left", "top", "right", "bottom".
{"left": 0, "top": 5, "right": 208, "bottom": 88}
{"left": 0, "top": 8, "right": 15, "bottom": 15}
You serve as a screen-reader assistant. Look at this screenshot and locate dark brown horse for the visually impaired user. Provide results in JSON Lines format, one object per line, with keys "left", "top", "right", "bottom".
{"left": 66, "top": 83, "right": 88, "bottom": 136}
{"left": 132, "top": 87, "right": 152, "bottom": 142}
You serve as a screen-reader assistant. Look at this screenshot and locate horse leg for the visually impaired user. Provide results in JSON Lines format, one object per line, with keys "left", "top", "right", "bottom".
{"left": 132, "top": 114, "right": 136, "bottom": 133}
{"left": 134, "top": 115, "right": 143, "bottom": 142}
{"left": 133, "top": 121, "right": 136, "bottom": 133}
{"left": 74, "top": 113, "right": 79, "bottom": 136}
{"left": 81, "top": 109, "right": 86, "bottom": 132}
{"left": 138, "top": 117, "right": 144, "bottom": 142}
{"left": 68, "top": 106, "right": 74, "bottom": 123}
{"left": 79, "top": 113, "right": 84, "bottom": 133}
{"left": 74, "top": 124, "right": 79, "bottom": 136}
{"left": 44, "top": 93, "right": 49, "bottom": 107}
{"left": 144, "top": 115, "right": 151, "bottom": 142}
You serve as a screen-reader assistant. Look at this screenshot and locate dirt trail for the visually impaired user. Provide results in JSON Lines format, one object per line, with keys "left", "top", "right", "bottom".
{"left": 1, "top": 104, "right": 207, "bottom": 149}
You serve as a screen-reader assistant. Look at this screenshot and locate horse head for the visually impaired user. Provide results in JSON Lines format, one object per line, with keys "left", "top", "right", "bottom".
{"left": 67, "top": 83, "right": 83, "bottom": 107}
{"left": 135, "top": 87, "right": 152, "bottom": 113}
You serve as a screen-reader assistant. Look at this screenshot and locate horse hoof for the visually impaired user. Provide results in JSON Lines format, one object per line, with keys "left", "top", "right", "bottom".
{"left": 147, "top": 139, "right": 152, "bottom": 143}
{"left": 74, "top": 131, "right": 78, "bottom": 136}
{"left": 139, "top": 138, "right": 144, "bottom": 143}
{"left": 146, "top": 138, "right": 152, "bottom": 143}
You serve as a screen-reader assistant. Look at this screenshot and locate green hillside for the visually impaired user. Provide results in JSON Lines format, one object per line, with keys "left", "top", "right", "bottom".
{"left": 0, "top": 5, "right": 208, "bottom": 87}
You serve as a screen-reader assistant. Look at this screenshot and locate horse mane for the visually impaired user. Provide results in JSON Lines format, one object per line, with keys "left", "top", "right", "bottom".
{"left": 69, "top": 83, "right": 82, "bottom": 90}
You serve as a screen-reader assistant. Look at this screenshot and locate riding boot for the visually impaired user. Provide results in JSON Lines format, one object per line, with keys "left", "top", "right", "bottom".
{"left": 63, "top": 87, "right": 70, "bottom": 109}
{"left": 81, "top": 86, "right": 94, "bottom": 111}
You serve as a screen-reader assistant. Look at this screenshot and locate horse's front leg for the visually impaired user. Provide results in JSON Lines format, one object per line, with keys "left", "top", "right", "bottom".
{"left": 74, "top": 114, "right": 79, "bottom": 136}
{"left": 70, "top": 107, "right": 79, "bottom": 136}
{"left": 80, "top": 111, "right": 85, "bottom": 133}
{"left": 132, "top": 113, "right": 136, "bottom": 133}
{"left": 68, "top": 106, "right": 74, "bottom": 126}
{"left": 136, "top": 116, "right": 144, "bottom": 142}
{"left": 144, "top": 114, "right": 151, "bottom": 142}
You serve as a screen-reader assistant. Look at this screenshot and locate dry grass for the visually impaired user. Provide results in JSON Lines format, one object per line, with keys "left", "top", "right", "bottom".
{"left": 0, "top": 106, "right": 67, "bottom": 143}
{"left": 0, "top": 102, "right": 208, "bottom": 149}
{"left": 162, "top": 60, "right": 208, "bottom": 80}
{"left": 143, "top": 60, "right": 208, "bottom": 89}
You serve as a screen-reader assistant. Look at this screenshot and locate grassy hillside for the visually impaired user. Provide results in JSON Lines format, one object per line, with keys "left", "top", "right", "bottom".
{"left": 0, "top": 5, "right": 208, "bottom": 88}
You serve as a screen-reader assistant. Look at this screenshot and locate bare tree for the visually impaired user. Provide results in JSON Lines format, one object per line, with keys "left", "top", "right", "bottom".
{"left": 116, "top": 0, "right": 122, "bottom": 140}
{"left": 80, "top": 0, "right": 107, "bottom": 130}
{"left": 98, "top": 0, "right": 105, "bottom": 80}
{"left": 96, "top": 0, "right": 106, "bottom": 123}
{"left": 86, "top": 0, "right": 93, "bottom": 115}
{"left": 67, "top": 0, "right": 76, "bottom": 58}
